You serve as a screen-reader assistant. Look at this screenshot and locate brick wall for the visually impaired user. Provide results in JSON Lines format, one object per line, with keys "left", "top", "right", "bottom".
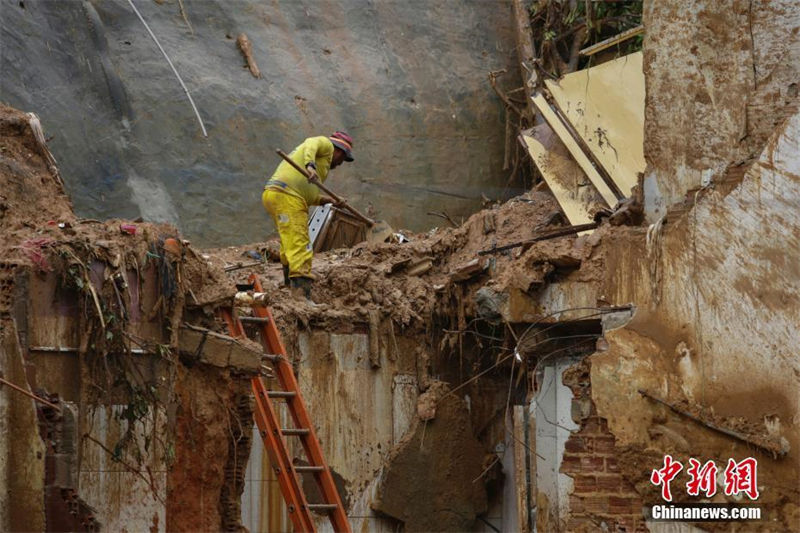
{"left": 560, "top": 361, "right": 648, "bottom": 532}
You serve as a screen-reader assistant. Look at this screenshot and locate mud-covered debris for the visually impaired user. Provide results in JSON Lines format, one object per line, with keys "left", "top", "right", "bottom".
{"left": 374, "top": 381, "right": 488, "bottom": 531}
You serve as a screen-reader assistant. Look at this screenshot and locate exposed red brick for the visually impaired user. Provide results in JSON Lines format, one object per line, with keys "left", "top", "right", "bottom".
{"left": 580, "top": 455, "right": 605, "bottom": 472}
{"left": 593, "top": 435, "right": 616, "bottom": 454}
{"left": 573, "top": 474, "right": 597, "bottom": 492}
{"left": 564, "top": 436, "right": 588, "bottom": 453}
{"left": 561, "top": 454, "right": 582, "bottom": 473}
{"left": 581, "top": 494, "right": 609, "bottom": 514}
{"left": 596, "top": 474, "right": 622, "bottom": 492}
{"left": 565, "top": 516, "right": 592, "bottom": 531}
{"left": 561, "top": 360, "right": 647, "bottom": 530}
{"left": 608, "top": 496, "right": 641, "bottom": 515}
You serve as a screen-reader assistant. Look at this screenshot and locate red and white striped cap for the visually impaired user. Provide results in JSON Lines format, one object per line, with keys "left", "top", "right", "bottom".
{"left": 329, "top": 131, "right": 354, "bottom": 161}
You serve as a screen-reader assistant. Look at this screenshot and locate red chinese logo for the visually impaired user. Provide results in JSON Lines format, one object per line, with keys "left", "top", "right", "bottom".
{"left": 724, "top": 458, "right": 759, "bottom": 500}
{"left": 650, "top": 456, "right": 760, "bottom": 501}
{"left": 686, "top": 458, "right": 718, "bottom": 497}
{"left": 650, "top": 454, "right": 683, "bottom": 501}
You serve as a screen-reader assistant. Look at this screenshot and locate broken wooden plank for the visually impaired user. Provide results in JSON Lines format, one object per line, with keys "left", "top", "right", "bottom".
{"left": 544, "top": 52, "right": 645, "bottom": 198}
{"left": 579, "top": 24, "right": 644, "bottom": 57}
{"left": 224, "top": 260, "right": 262, "bottom": 272}
{"left": 510, "top": 0, "right": 537, "bottom": 119}
{"left": 513, "top": 405, "right": 530, "bottom": 533}
{"left": 449, "top": 258, "right": 487, "bottom": 282}
{"left": 178, "top": 324, "right": 261, "bottom": 372}
{"left": 406, "top": 257, "right": 433, "bottom": 276}
{"left": 521, "top": 127, "right": 601, "bottom": 229}
{"left": 531, "top": 93, "right": 618, "bottom": 206}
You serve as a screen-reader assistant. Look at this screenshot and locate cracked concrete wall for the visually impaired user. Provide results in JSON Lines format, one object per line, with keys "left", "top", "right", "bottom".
{"left": 592, "top": 109, "right": 800, "bottom": 529}
{"left": 0, "top": 0, "right": 520, "bottom": 246}
{"left": 642, "top": 0, "right": 800, "bottom": 218}
{"left": 518, "top": 3, "right": 800, "bottom": 528}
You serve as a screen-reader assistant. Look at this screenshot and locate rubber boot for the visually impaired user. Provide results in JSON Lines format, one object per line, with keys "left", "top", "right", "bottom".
{"left": 290, "top": 276, "right": 313, "bottom": 300}
{"left": 282, "top": 265, "right": 290, "bottom": 287}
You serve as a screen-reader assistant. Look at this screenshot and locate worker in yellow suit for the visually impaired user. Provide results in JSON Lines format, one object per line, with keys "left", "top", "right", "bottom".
{"left": 262, "top": 131, "right": 354, "bottom": 298}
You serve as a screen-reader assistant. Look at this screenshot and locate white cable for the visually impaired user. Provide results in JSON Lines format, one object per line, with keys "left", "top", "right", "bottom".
{"left": 126, "top": 0, "right": 207, "bottom": 137}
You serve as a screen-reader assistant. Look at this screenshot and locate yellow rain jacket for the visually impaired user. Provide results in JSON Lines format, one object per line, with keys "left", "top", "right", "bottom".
{"left": 267, "top": 136, "right": 334, "bottom": 205}
{"left": 262, "top": 136, "right": 336, "bottom": 279}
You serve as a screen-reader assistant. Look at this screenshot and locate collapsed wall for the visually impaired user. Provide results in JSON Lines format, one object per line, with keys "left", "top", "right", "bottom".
{"left": 0, "top": 103, "right": 258, "bottom": 531}
{"left": 2, "top": 1, "right": 799, "bottom": 530}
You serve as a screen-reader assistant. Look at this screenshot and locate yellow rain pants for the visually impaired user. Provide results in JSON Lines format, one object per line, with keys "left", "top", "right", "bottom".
{"left": 262, "top": 188, "right": 314, "bottom": 279}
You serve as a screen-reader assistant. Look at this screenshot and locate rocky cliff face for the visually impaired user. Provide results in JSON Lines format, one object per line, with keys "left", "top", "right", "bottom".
{"left": 0, "top": 0, "right": 519, "bottom": 245}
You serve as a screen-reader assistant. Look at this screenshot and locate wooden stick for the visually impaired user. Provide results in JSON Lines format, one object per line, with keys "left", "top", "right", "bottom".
{"left": 223, "top": 260, "right": 262, "bottom": 272}
{"left": 579, "top": 24, "right": 644, "bottom": 57}
{"left": 478, "top": 223, "right": 598, "bottom": 255}
{"left": 275, "top": 149, "right": 375, "bottom": 226}
{"left": 638, "top": 389, "right": 788, "bottom": 458}
{"left": 0, "top": 375, "right": 61, "bottom": 410}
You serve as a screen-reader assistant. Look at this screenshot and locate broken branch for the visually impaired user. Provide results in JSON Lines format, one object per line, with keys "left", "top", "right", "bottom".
{"left": 488, "top": 70, "right": 524, "bottom": 117}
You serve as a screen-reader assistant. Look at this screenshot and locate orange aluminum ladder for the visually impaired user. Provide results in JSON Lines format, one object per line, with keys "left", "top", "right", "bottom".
{"left": 222, "top": 274, "right": 351, "bottom": 533}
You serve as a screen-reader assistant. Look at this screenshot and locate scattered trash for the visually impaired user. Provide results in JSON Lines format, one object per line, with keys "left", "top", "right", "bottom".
{"left": 391, "top": 232, "right": 409, "bottom": 244}
{"left": 120, "top": 223, "right": 137, "bottom": 235}
{"left": 236, "top": 33, "right": 261, "bottom": 78}
{"left": 243, "top": 250, "right": 263, "bottom": 261}
{"left": 163, "top": 237, "right": 182, "bottom": 257}
{"left": 15, "top": 237, "right": 54, "bottom": 272}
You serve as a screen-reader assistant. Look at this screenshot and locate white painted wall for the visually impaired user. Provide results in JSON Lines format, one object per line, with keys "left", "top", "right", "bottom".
{"left": 533, "top": 359, "right": 580, "bottom": 528}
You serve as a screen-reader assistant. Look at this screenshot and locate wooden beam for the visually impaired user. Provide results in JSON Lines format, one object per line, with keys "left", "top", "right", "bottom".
{"left": 579, "top": 24, "right": 644, "bottom": 57}
{"left": 510, "top": 0, "right": 538, "bottom": 119}
{"left": 513, "top": 405, "right": 530, "bottom": 533}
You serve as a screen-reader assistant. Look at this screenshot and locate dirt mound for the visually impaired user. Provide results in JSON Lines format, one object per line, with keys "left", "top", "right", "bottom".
{"left": 212, "top": 190, "right": 595, "bottom": 328}
{"left": 0, "top": 104, "right": 73, "bottom": 230}
{"left": 372, "top": 381, "right": 490, "bottom": 531}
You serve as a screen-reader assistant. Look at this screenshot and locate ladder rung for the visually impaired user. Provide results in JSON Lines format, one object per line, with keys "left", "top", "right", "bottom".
{"left": 294, "top": 465, "right": 325, "bottom": 473}
{"left": 282, "top": 428, "right": 310, "bottom": 436}
{"left": 239, "top": 316, "right": 270, "bottom": 323}
{"left": 268, "top": 390, "right": 297, "bottom": 399}
{"left": 307, "top": 504, "right": 338, "bottom": 512}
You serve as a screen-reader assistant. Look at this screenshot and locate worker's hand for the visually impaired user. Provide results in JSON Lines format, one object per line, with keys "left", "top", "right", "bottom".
{"left": 305, "top": 164, "right": 319, "bottom": 182}
{"left": 319, "top": 196, "right": 345, "bottom": 207}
